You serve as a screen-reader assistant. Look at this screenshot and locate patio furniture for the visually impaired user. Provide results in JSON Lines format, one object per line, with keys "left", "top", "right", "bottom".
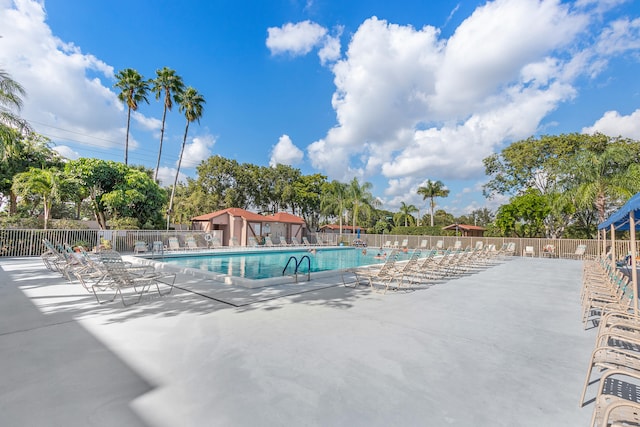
{"left": 248, "top": 236, "right": 259, "bottom": 247}
{"left": 291, "top": 237, "right": 301, "bottom": 246}
{"left": 229, "top": 236, "right": 239, "bottom": 247}
{"left": 133, "top": 241, "right": 148, "bottom": 254}
{"left": 167, "top": 237, "right": 183, "bottom": 251}
{"left": 93, "top": 261, "right": 176, "bottom": 306}
{"left": 186, "top": 236, "right": 205, "bottom": 250}
{"left": 589, "top": 369, "right": 640, "bottom": 427}
{"left": 353, "top": 250, "right": 402, "bottom": 293}
{"left": 541, "top": 244, "right": 556, "bottom": 258}
{"left": 279, "top": 236, "right": 290, "bottom": 246}
{"left": 264, "top": 236, "right": 277, "bottom": 247}
{"left": 564, "top": 244, "right": 587, "bottom": 259}
{"left": 302, "top": 237, "right": 313, "bottom": 246}
{"left": 522, "top": 246, "right": 535, "bottom": 257}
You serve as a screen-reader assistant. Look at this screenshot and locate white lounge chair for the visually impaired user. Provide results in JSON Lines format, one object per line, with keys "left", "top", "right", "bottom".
{"left": 186, "top": 236, "right": 205, "bottom": 250}
{"left": 522, "top": 246, "right": 535, "bottom": 257}
{"left": 167, "top": 237, "right": 183, "bottom": 251}
{"left": 133, "top": 241, "right": 148, "bottom": 254}
{"left": 564, "top": 244, "right": 587, "bottom": 259}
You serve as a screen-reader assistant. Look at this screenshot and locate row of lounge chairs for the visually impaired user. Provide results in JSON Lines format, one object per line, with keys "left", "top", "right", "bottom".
{"left": 41, "top": 239, "right": 175, "bottom": 306}
{"left": 381, "top": 239, "right": 517, "bottom": 254}
{"left": 248, "top": 236, "right": 328, "bottom": 247}
{"left": 132, "top": 235, "right": 329, "bottom": 252}
{"left": 579, "top": 255, "right": 640, "bottom": 426}
{"left": 346, "top": 244, "right": 511, "bottom": 294}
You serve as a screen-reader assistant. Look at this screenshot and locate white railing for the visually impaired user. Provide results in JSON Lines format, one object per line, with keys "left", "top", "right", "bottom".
{"left": 0, "top": 228, "right": 624, "bottom": 260}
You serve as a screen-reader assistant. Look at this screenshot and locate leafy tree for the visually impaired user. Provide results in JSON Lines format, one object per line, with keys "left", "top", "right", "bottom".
{"left": 12, "top": 167, "right": 61, "bottom": 229}
{"left": 292, "top": 173, "right": 326, "bottom": 229}
{"left": 320, "top": 180, "right": 348, "bottom": 234}
{"left": 269, "top": 164, "right": 301, "bottom": 213}
{"left": 495, "top": 189, "right": 550, "bottom": 238}
{"left": 65, "top": 158, "right": 129, "bottom": 229}
{"left": 195, "top": 156, "right": 245, "bottom": 210}
{"left": 0, "top": 69, "right": 32, "bottom": 139}
{"left": 560, "top": 143, "right": 640, "bottom": 225}
{"left": 151, "top": 67, "right": 184, "bottom": 181}
{"left": 433, "top": 209, "right": 455, "bottom": 227}
{"left": 482, "top": 133, "right": 596, "bottom": 198}
{"left": 346, "top": 177, "right": 379, "bottom": 230}
{"left": 0, "top": 132, "right": 61, "bottom": 214}
{"left": 417, "top": 179, "right": 450, "bottom": 227}
{"left": 114, "top": 68, "right": 150, "bottom": 165}
{"left": 58, "top": 169, "right": 90, "bottom": 220}
{"left": 101, "top": 168, "right": 167, "bottom": 228}
{"left": 456, "top": 208, "right": 494, "bottom": 227}
{"left": 394, "top": 201, "right": 418, "bottom": 227}
{"left": 167, "top": 86, "right": 205, "bottom": 228}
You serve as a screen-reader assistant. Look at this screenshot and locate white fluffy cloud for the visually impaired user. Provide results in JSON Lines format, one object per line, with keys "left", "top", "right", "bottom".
{"left": 266, "top": 20, "right": 341, "bottom": 64}
{"left": 0, "top": 0, "right": 159, "bottom": 158}
{"left": 306, "top": 0, "right": 640, "bottom": 211}
{"left": 157, "top": 166, "right": 187, "bottom": 188}
{"left": 180, "top": 134, "right": 216, "bottom": 169}
{"left": 583, "top": 109, "right": 640, "bottom": 139}
{"left": 266, "top": 20, "right": 327, "bottom": 56}
{"left": 269, "top": 134, "right": 304, "bottom": 167}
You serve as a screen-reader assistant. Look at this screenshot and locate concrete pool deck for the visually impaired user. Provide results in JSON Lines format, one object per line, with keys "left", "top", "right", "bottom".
{"left": 0, "top": 255, "right": 597, "bottom": 426}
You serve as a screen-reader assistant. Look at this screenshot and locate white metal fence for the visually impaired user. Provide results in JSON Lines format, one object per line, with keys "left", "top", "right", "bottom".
{"left": 0, "top": 229, "right": 341, "bottom": 257}
{"left": 0, "top": 228, "right": 627, "bottom": 259}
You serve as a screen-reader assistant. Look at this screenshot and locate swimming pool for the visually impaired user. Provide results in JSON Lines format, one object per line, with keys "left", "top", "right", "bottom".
{"left": 153, "top": 247, "right": 409, "bottom": 287}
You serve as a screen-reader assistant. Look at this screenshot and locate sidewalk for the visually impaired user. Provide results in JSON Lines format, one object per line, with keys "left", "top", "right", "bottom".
{"left": 0, "top": 256, "right": 595, "bottom": 426}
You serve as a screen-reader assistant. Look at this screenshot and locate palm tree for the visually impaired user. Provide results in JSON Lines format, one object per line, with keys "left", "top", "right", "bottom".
{"left": 564, "top": 145, "right": 640, "bottom": 224}
{"left": 150, "top": 67, "right": 184, "bottom": 181}
{"left": 320, "top": 180, "right": 348, "bottom": 237}
{"left": 12, "top": 167, "right": 60, "bottom": 229}
{"left": 417, "top": 180, "right": 450, "bottom": 227}
{"left": 114, "top": 68, "right": 149, "bottom": 165}
{"left": 346, "top": 177, "right": 379, "bottom": 231}
{"left": 394, "top": 201, "right": 418, "bottom": 227}
{"left": 167, "top": 87, "right": 205, "bottom": 229}
{"left": 0, "top": 69, "right": 32, "bottom": 158}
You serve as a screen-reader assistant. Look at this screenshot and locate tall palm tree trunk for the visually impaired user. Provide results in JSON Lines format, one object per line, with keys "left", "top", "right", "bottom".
{"left": 124, "top": 106, "right": 131, "bottom": 165}
{"left": 430, "top": 199, "right": 435, "bottom": 227}
{"left": 167, "top": 119, "right": 190, "bottom": 230}
{"left": 154, "top": 106, "right": 168, "bottom": 182}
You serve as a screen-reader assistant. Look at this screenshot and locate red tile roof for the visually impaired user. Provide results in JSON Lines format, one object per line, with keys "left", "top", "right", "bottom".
{"left": 192, "top": 208, "right": 305, "bottom": 224}
{"left": 319, "top": 224, "right": 361, "bottom": 231}
{"left": 266, "top": 212, "right": 306, "bottom": 224}
{"left": 442, "top": 223, "right": 486, "bottom": 231}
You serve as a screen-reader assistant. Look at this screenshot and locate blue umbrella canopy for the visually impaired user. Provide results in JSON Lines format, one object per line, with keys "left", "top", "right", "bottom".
{"left": 598, "top": 192, "right": 640, "bottom": 231}
{"left": 598, "top": 192, "right": 640, "bottom": 315}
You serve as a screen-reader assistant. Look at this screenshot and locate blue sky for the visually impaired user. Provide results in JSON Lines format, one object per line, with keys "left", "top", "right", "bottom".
{"left": 1, "top": 0, "right": 640, "bottom": 217}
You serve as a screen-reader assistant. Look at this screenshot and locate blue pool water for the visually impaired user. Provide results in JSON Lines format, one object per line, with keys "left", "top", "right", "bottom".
{"left": 159, "top": 247, "right": 410, "bottom": 280}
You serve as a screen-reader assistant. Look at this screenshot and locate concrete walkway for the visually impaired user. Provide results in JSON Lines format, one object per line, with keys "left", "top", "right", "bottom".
{"left": 0, "top": 256, "right": 596, "bottom": 426}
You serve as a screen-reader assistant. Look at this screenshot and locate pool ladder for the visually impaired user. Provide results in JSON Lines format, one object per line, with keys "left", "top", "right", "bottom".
{"left": 283, "top": 255, "right": 311, "bottom": 283}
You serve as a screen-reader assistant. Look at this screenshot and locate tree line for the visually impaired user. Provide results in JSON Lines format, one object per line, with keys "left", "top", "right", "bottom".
{"left": 3, "top": 69, "right": 640, "bottom": 237}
